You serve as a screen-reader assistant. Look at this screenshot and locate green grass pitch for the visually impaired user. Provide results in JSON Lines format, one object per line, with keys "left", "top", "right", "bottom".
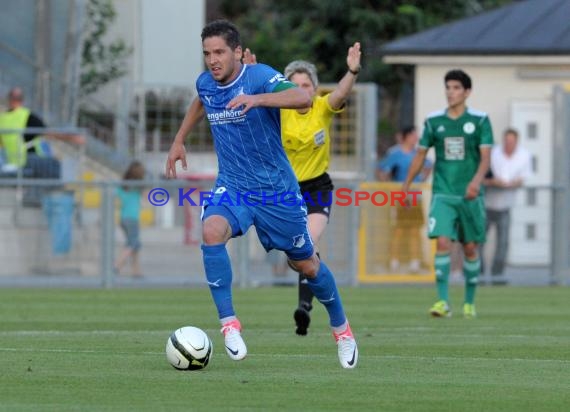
{"left": 0, "top": 286, "right": 569, "bottom": 411}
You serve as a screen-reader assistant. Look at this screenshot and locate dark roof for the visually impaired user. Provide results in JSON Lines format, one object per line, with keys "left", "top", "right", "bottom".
{"left": 381, "top": 0, "right": 570, "bottom": 56}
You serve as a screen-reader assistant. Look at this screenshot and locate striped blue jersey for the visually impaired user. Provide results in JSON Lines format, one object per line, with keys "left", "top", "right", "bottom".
{"left": 197, "top": 64, "right": 299, "bottom": 195}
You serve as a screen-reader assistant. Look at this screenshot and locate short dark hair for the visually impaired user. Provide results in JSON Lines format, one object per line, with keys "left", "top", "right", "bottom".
{"left": 444, "top": 69, "right": 472, "bottom": 90}
{"left": 123, "top": 160, "right": 145, "bottom": 180}
{"left": 400, "top": 125, "right": 416, "bottom": 139}
{"left": 201, "top": 20, "right": 241, "bottom": 50}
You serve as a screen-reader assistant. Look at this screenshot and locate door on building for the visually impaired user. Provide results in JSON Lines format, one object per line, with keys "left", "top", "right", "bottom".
{"left": 508, "top": 101, "right": 552, "bottom": 266}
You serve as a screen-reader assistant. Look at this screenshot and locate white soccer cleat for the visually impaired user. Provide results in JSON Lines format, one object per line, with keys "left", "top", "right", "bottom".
{"left": 333, "top": 323, "right": 358, "bottom": 369}
{"left": 221, "top": 319, "right": 247, "bottom": 361}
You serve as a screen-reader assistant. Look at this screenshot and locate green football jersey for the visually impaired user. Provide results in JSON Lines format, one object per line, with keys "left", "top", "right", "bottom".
{"left": 419, "top": 107, "right": 494, "bottom": 196}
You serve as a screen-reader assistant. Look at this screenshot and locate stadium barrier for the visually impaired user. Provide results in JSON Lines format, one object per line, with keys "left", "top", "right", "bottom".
{"left": 0, "top": 176, "right": 562, "bottom": 287}
{"left": 357, "top": 182, "right": 436, "bottom": 283}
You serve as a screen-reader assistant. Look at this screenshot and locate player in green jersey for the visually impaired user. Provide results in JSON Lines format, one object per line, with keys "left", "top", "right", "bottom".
{"left": 403, "top": 69, "right": 493, "bottom": 318}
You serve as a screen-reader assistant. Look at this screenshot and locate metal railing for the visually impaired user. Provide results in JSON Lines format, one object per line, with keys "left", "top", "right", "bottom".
{"left": 0, "top": 175, "right": 565, "bottom": 287}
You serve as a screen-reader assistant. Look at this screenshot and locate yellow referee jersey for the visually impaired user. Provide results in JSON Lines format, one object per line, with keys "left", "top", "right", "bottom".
{"left": 280, "top": 94, "right": 343, "bottom": 182}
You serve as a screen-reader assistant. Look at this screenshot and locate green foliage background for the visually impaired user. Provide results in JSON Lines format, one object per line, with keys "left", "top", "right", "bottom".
{"left": 214, "top": 0, "right": 513, "bottom": 134}
{"left": 80, "top": 0, "right": 132, "bottom": 95}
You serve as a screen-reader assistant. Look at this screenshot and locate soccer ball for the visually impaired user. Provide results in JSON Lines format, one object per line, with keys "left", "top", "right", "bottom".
{"left": 166, "top": 326, "right": 213, "bottom": 370}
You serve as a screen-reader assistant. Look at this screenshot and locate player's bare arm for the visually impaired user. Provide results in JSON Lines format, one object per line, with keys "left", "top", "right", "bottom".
{"left": 166, "top": 97, "right": 205, "bottom": 179}
{"left": 402, "top": 147, "right": 428, "bottom": 193}
{"left": 226, "top": 87, "right": 311, "bottom": 113}
{"left": 465, "top": 146, "right": 491, "bottom": 199}
{"left": 420, "top": 163, "right": 433, "bottom": 181}
{"left": 328, "top": 42, "right": 361, "bottom": 110}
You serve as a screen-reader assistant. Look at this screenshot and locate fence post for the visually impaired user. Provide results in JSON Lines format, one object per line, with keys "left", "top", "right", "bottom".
{"left": 551, "top": 86, "right": 570, "bottom": 285}
{"left": 101, "top": 182, "right": 115, "bottom": 288}
{"left": 347, "top": 191, "right": 360, "bottom": 286}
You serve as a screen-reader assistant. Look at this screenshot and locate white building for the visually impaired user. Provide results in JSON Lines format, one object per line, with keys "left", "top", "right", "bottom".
{"left": 381, "top": 0, "right": 570, "bottom": 267}
{"left": 93, "top": 0, "right": 205, "bottom": 101}
{"left": 83, "top": 0, "right": 208, "bottom": 174}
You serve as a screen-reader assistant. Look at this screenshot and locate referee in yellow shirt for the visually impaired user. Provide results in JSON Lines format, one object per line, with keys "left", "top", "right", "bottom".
{"left": 245, "top": 42, "right": 361, "bottom": 335}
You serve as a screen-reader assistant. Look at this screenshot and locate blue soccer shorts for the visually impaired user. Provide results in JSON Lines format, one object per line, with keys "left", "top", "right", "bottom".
{"left": 201, "top": 187, "right": 314, "bottom": 261}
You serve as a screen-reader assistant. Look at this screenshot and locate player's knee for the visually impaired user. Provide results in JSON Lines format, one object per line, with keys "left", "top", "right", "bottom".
{"left": 463, "top": 243, "right": 478, "bottom": 259}
{"left": 436, "top": 237, "right": 451, "bottom": 252}
{"left": 202, "top": 216, "right": 231, "bottom": 245}
{"left": 288, "top": 255, "right": 319, "bottom": 278}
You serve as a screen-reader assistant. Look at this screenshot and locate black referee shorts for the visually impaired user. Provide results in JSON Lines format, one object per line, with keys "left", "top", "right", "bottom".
{"left": 299, "top": 172, "right": 334, "bottom": 218}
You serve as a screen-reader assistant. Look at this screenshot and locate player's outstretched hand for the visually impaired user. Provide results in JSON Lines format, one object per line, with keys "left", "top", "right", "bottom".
{"left": 243, "top": 48, "right": 257, "bottom": 65}
{"left": 165, "top": 141, "right": 187, "bottom": 179}
{"left": 347, "top": 42, "right": 362, "bottom": 73}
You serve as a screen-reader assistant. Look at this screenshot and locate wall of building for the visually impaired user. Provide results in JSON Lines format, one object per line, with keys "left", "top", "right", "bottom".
{"left": 415, "top": 65, "right": 554, "bottom": 141}
{"left": 89, "top": 0, "right": 205, "bottom": 108}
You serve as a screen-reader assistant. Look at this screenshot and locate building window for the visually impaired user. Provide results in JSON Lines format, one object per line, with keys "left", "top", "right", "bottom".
{"left": 526, "top": 188, "right": 536, "bottom": 206}
{"left": 526, "top": 223, "right": 536, "bottom": 240}
{"left": 527, "top": 122, "right": 538, "bottom": 139}
{"left": 531, "top": 155, "right": 538, "bottom": 173}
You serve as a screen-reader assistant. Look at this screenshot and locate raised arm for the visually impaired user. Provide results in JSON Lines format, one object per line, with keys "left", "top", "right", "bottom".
{"left": 226, "top": 87, "right": 311, "bottom": 113}
{"left": 328, "top": 42, "right": 362, "bottom": 110}
{"left": 165, "top": 97, "right": 205, "bottom": 178}
{"left": 242, "top": 48, "right": 256, "bottom": 65}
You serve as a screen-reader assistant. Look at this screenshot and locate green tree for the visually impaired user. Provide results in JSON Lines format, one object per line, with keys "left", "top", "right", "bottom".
{"left": 216, "top": 0, "right": 513, "bottom": 135}
{"left": 80, "top": 0, "right": 132, "bottom": 95}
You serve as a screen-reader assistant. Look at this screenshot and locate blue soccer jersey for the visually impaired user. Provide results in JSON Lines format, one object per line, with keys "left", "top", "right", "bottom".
{"left": 197, "top": 64, "right": 299, "bottom": 196}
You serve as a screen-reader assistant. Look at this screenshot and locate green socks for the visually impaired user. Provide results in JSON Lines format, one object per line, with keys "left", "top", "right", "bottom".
{"left": 463, "top": 257, "right": 480, "bottom": 304}
{"left": 434, "top": 253, "right": 451, "bottom": 302}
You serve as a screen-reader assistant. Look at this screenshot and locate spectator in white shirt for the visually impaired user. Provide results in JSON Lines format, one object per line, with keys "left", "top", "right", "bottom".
{"left": 482, "top": 128, "right": 532, "bottom": 284}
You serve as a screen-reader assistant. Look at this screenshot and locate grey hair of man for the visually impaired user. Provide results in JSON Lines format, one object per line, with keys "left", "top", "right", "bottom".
{"left": 284, "top": 60, "right": 319, "bottom": 89}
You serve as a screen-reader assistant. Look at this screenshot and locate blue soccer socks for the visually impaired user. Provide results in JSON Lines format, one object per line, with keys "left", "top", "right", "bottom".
{"left": 306, "top": 261, "right": 346, "bottom": 327}
{"left": 202, "top": 243, "right": 235, "bottom": 319}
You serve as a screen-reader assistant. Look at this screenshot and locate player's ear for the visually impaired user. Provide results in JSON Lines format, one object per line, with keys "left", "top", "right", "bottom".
{"left": 234, "top": 45, "right": 243, "bottom": 61}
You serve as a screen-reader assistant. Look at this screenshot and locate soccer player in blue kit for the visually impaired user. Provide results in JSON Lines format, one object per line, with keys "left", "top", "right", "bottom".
{"left": 165, "top": 20, "right": 358, "bottom": 369}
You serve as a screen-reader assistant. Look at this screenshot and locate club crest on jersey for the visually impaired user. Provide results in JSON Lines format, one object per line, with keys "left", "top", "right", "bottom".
{"left": 437, "top": 125, "right": 445, "bottom": 133}
{"left": 235, "top": 86, "right": 244, "bottom": 97}
{"left": 463, "top": 122, "right": 476, "bottom": 134}
{"left": 292, "top": 234, "right": 306, "bottom": 248}
{"left": 428, "top": 217, "right": 436, "bottom": 233}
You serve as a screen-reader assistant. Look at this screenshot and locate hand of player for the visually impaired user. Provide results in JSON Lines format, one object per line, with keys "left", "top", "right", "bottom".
{"left": 242, "top": 48, "right": 257, "bottom": 65}
{"left": 347, "top": 42, "right": 362, "bottom": 73}
{"left": 465, "top": 181, "right": 480, "bottom": 199}
{"left": 510, "top": 178, "right": 523, "bottom": 188}
{"left": 226, "top": 94, "right": 259, "bottom": 114}
{"left": 165, "top": 141, "right": 187, "bottom": 179}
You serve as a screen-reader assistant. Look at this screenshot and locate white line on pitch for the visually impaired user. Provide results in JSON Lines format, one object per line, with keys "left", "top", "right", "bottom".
{"left": 0, "top": 347, "right": 568, "bottom": 364}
